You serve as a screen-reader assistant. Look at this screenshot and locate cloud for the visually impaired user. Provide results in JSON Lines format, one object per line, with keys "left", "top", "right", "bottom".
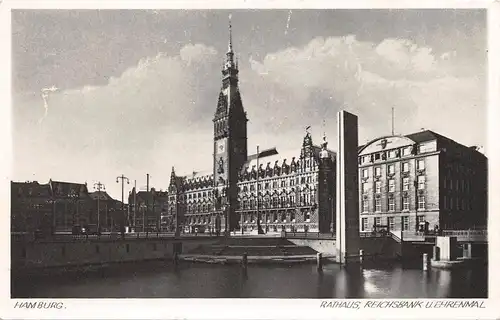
{"left": 13, "top": 36, "right": 485, "bottom": 199}
{"left": 245, "top": 35, "right": 484, "bottom": 146}
{"left": 13, "top": 43, "right": 221, "bottom": 196}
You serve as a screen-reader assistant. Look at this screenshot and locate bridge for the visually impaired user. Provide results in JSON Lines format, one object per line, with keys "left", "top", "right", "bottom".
{"left": 12, "top": 228, "right": 488, "bottom": 244}
{"left": 283, "top": 229, "right": 488, "bottom": 244}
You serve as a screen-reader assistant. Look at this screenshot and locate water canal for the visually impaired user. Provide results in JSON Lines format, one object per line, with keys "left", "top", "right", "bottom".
{"left": 12, "top": 261, "right": 488, "bottom": 298}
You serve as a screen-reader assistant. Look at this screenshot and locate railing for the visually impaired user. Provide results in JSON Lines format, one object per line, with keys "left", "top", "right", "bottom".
{"left": 282, "top": 231, "right": 334, "bottom": 239}
{"left": 11, "top": 231, "right": 222, "bottom": 243}
{"left": 442, "top": 229, "right": 487, "bottom": 242}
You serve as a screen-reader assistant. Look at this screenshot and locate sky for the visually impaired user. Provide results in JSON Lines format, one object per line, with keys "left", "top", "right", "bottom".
{"left": 11, "top": 9, "right": 487, "bottom": 200}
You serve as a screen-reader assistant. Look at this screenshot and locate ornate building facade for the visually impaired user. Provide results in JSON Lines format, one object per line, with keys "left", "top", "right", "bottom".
{"left": 163, "top": 21, "right": 487, "bottom": 235}
{"left": 167, "top": 21, "right": 336, "bottom": 235}
{"left": 357, "top": 131, "right": 487, "bottom": 233}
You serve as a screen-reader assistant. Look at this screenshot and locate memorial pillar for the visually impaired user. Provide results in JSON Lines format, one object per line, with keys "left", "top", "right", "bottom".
{"left": 335, "top": 110, "right": 360, "bottom": 264}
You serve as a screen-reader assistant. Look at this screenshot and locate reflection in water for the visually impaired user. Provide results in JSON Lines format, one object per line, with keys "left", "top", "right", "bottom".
{"left": 12, "top": 261, "right": 488, "bottom": 299}
{"left": 436, "top": 270, "right": 451, "bottom": 297}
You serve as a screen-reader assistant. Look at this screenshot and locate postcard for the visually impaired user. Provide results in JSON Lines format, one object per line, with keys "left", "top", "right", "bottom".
{"left": 1, "top": 0, "right": 498, "bottom": 319}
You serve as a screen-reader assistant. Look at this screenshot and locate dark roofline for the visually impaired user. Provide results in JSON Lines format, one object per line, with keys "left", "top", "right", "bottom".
{"left": 50, "top": 180, "right": 88, "bottom": 187}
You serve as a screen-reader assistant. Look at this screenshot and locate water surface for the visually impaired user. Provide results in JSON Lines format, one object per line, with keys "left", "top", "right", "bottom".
{"left": 12, "top": 261, "right": 488, "bottom": 298}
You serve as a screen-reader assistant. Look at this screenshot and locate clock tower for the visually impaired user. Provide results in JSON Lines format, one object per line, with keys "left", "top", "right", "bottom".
{"left": 213, "top": 16, "right": 248, "bottom": 235}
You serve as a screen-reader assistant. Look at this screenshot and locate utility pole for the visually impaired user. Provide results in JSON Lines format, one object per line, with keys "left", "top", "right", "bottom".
{"left": 116, "top": 174, "right": 130, "bottom": 236}
{"left": 93, "top": 181, "right": 106, "bottom": 232}
{"left": 133, "top": 180, "right": 137, "bottom": 231}
{"left": 146, "top": 174, "right": 150, "bottom": 236}
{"left": 391, "top": 107, "right": 395, "bottom": 136}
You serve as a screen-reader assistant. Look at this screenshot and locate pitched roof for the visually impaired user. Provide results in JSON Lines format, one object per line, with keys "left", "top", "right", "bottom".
{"left": 49, "top": 180, "right": 89, "bottom": 198}
{"left": 405, "top": 130, "right": 449, "bottom": 144}
{"left": 88, "top": 191, "right": 114, "bottom": 201}
{"left": 11, "top": 181, "right": 52, "bottom": 197}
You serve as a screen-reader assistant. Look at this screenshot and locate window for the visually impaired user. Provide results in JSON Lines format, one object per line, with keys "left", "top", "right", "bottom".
{"left": 273, "top": 181, "right": 278, "bottom": 188}
{"left": 417, "top": 159, "right": 425, "bottom": 170}
{"left": 375, "top": 181, "right": 382, "bottom": 194}
{"left": 417, "top": 215, "right": 425, "bottom": 224}
{"left": 403, "top": 177, "right": 410, "bottom": 191}
{"left": 272, "top": 197, "right": 278, "bottom": 207}
{"left": 375, "top": 217, "right": 381, "bottom": 226}
{"left": 388, "top": 197, "right": 395, "bottom": 211}
{"left": 375, "top": 167, "right": 381, "bottom": 177}
{"left": 388, "top": 217, "right": 395, "bottom": 230}
{"left": 388, "top": 164, "right": 395, "bottom": 175}
{"left": 362, "top": 218, "right": 368, "bottom": 231}
{"left": 443, "top": 195, "right": 447, "bottom": 210}
{"left": 418, "top": 176, "right": 425, "bottom": 190}
{"left": 402, "top": 216, "right": 409, "bottom": 231}
{"left": 362, "top": 183, "right": 369, "bottom": 193}
{"left": 281, "top": 180, "right": 286, "bottom": 187}
{"left": 265, "top": 183, "right": 270, "bottom": 189}
{"left": 388, "top": 179, "right": 395, "bottom": 192}
{"left": 402, "top": 195, "right": 409, "bottom": 211}
{"left": 417, "top": 195, "right": 425, "bottom": 209}
{"left": 362, "top": 199, "right": 369, "bottom": 212}
{"left": 290, "top": 179, "right": 295, "bottom": 186}
{"left": 402, "top": 147, "right": 411, "bottom": 156}
{"left": 290, "top": 212, "right": 295, "bottom": 222}
{"left": 375, "top": 198, "right": 382, "bottom": 212}
{"left": 374, "top": 153, "right": 381, "bottom": 161}
{"left": 304, "top": 212, "right": 311, "bottom": 222}
{"left": 388, "top": 150, "right": 396, "bottom": 159}
{"left": 362, "top": 169, "right": 368, "bottom": 179}
{"left": 402, "top": 162, "right": 409, "bottom": 172}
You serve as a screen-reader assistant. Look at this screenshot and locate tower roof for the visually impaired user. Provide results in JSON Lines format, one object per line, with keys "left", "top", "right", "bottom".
{"left": 228, "top": 14, "right": 233, "bottom": 54}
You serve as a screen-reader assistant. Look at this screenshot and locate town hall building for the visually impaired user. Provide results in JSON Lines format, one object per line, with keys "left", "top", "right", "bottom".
{"left": 166, "top": 21, "right": 336, "bottom": 235}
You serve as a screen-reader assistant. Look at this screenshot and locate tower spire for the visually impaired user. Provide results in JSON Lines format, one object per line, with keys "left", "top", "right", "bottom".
{"left": 228, "top": 14, "right": 233, "bottom": 54}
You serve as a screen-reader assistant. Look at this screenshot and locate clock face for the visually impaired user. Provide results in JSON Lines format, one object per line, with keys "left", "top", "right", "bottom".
{"left": 217, "top": 141, "right": 225, "bottom": 154}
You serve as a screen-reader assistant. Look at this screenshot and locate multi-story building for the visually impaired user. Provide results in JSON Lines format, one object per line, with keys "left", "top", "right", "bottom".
{"left": 358, "top": 131, "right": 487, "bottom": 233}
{"left": 88, "top": 190, "right": 126, "bottom": 231}
{"left": 11, "top": 180, "right": 125, "bottom": 233}
{"left": 166, "top": 21, "right": 336, "bottom": 235}
{"left": 128, "top": 188, "right": 172, "bottom": 232}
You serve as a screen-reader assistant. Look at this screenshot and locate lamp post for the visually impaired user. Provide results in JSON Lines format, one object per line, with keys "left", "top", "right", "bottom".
{"left": 116, "top": 174, "right": 130, "bottom": 237}
{"left": 93, "top": 181, "right": 106, "bottom": 232}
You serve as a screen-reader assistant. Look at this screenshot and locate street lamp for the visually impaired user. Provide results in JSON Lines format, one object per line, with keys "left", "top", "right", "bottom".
{"left": 93, "top": 181, "right": 106, "bottom": 233}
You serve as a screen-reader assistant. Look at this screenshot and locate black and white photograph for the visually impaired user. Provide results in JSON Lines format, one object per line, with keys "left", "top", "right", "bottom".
{"left": 2, "top": 1, "right": 498, "bottom": 318}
